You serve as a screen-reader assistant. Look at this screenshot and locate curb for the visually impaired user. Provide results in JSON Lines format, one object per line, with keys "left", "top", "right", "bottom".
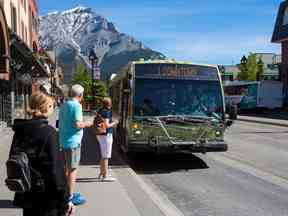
{"left": 123, "top": 167, "right": 185, "bottom": 216}
{"left": 112, "top": 150, "right": 184, "bottom": 216}
{"left": 237, "top": 117, "right": 288, "bottom": 128}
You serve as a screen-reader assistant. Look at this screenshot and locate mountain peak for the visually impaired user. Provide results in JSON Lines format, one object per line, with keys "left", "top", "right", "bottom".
{"left": 40, "top": 7, "right": 165, "bottom": 82}
{"left": 62, "top": 6, "right": 92, "bottom": 15}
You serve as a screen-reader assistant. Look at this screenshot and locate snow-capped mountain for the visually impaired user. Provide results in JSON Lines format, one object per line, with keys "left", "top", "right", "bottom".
{"left": 39, "top": 6, "right": 165, "bottom": 83}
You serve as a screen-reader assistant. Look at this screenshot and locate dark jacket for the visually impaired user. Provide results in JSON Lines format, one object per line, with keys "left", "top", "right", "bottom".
{"left": 10, "top": 117, "right": 69, "bottom": 211}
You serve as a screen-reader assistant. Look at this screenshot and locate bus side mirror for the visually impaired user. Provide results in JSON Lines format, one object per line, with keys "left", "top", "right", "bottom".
{"left": 228, "top": 104, "right": 238, "bottom": 120}
{"left": 226, "top": 120, "right": 233, "bottom": 128}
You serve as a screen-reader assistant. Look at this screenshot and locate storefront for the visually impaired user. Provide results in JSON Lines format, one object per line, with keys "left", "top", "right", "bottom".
{"left": 0, "top": 6, "right": 9, "bottom": 78}
{"left": 272, "top": 1, "right": 288, "bottom": 106}
{"left": 0, "top": 6, "right": 11, "bottom": 127}
{"left": 10, "top": 31, "right": 49, "bottom": 119}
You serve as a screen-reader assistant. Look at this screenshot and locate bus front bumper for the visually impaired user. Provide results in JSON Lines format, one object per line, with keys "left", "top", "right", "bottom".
{"left": 127, "top": 140, "right": 228, "bottom": 153}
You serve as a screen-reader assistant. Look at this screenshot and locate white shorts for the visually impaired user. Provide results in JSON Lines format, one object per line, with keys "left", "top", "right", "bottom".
{"left": 97, "top": 133, "right": 113, "bottom": 159}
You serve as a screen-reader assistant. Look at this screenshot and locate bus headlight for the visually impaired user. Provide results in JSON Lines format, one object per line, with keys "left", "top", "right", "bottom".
{"left": 135, "top": 130, "right": 142, "bottom": 135}
{"left": 132, "top": 123, "right": 139, "bottom": 129}
{"left": 215, "top": 131, "right": 221, "bottom": 137}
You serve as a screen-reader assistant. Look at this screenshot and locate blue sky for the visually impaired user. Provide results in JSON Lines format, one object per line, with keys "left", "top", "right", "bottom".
{"left": 39, "top": 0, "right": 283, "bottom": 65}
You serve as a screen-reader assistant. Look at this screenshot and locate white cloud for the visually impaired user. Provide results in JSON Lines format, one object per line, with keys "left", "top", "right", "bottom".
{"left": 147, "top": 34, "right": 280, "bottom": 64}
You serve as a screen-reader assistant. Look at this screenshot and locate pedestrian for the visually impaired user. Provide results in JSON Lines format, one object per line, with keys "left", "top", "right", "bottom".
{"left": 58, "top": 84, "right": 93, "bottom": 205}
{"left": 10, "top": 92, "right": 74, "bottom": 216}
{"left": 96, "top": 97, "right": 119, "bottom": 181}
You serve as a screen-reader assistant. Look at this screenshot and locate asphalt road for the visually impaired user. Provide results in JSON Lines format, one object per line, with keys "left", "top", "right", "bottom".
{"left": 128, "top": 121, "right": 288, "bottom": 216}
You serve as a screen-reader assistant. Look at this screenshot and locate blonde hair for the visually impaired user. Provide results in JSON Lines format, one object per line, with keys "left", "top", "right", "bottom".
{"left": 28, "top": 92, "right": 54, "bottom": 116}
{"left": 102, "top": 97, "right": 112, "bottom": 108}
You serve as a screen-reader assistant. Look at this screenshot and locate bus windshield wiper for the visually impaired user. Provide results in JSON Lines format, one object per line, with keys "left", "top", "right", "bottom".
{"left": 158, "top": 115, "right": 210, "bottom": 124}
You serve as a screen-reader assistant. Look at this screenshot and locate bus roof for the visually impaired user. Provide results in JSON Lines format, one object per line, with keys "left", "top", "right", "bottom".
{"left": 131, "top": 59, "right": 218, "bottom": 68}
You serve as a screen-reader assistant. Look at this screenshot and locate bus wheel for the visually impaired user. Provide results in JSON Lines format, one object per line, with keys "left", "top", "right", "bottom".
{"left": 119, "top": 128, "right": 128, "bottom": 154}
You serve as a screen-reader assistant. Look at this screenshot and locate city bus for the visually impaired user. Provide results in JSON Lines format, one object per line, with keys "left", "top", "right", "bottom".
{"left": 110, "top": 59, "right": 236, "bottom": 153}
{"left": 224, "top": 80, "right": 283, "bottom": 111}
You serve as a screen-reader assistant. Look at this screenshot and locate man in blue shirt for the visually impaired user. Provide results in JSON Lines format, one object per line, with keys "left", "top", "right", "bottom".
{"left": 59, "top": 84, "right": 92, "bottom": 205}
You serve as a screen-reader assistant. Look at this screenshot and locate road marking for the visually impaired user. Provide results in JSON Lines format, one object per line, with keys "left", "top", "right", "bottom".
{"left": 117, "top": 167, "right": 185, "bottom": 216}
{"left": 236, "top": 118, "right": 288, "bottom": 128}
{"left": 208, "top": 154, "right": 288, "bottom": 191}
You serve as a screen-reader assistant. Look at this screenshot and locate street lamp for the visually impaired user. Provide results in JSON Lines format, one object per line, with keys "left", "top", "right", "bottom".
{"left": 88, "top": 49, "right": 98, "bottom": 80}
{"left": 50, "top": 63, "right": 55, "bottom": 95}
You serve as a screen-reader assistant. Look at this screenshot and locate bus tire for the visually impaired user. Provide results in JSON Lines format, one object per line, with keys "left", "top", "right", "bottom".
{"left": 119, "top": 128, "right": 128, "bottom": 153}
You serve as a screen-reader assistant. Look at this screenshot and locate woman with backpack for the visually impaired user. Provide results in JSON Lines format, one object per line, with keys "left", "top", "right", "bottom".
{"left": 96, "top": 97, "right": 118, "bottom": 182}
{"left": 8, "top": 92, "right": 74, "bottom": 216}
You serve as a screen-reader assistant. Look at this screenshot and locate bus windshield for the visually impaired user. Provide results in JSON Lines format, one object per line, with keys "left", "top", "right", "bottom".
{"left": 134, "top": 78, "right": 224, "bottom": 119}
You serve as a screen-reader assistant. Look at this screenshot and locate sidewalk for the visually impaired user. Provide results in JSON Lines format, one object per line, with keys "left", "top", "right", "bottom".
{"left": 0, "top": 114, "right": 180, "bottom": 216}
{"left": 237, "top": 115, "right": 288, "bottom": 127}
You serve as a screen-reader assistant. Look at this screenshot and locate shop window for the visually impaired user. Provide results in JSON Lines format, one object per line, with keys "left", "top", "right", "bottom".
{"left": 11, "top": 5, "right": 17, "bottom": 33}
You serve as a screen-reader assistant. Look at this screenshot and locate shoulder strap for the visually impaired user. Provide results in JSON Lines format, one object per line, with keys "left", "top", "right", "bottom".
{"left": 38, "top": 122, "right": 50, "bottom": 158}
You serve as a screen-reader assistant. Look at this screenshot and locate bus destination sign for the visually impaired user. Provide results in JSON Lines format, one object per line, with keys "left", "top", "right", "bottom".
{"left": 160, "top": 65, "right": 199, "bottom": 77}
{"left": 135, "top": 64, "right": 218, "bottom": 80}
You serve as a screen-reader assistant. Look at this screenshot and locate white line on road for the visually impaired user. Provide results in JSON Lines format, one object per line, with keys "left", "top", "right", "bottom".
{"left": 123, "top": 167, "right": 185, "bottom": 216}
{"left": 208, "top": 154, "right": 288, "bottom": 191}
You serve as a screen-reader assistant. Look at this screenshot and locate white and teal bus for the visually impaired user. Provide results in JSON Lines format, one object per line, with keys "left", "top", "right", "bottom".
{"left": 224, "top": 80, "right": 283, "bottom": 111}
{"left": 110, "top": 60, "right": 236, "bottom": 153}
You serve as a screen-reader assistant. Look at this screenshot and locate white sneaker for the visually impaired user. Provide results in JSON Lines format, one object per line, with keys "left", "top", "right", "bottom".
{"left": 101, "top": 176, "right": 116, "bottom": 182}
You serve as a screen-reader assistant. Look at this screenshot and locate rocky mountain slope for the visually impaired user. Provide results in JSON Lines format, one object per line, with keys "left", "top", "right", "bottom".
{"left": 39, "top": 6, "right": 165, "bottom": 83}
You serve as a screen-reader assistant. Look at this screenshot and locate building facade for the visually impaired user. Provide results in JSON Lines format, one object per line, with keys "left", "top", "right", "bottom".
{"left": 0, "top": 0, "right": 50, "bottom": 127}
{"left": 221, "top": 53, "right": 281, "bottom": 82}
{"left": 28, "top": 0, "right": 39, "bottom": 51}
{"left": 0, "top": 6, "right": 10, "bottom": 80}
{"left": 272, "top": 0, "right": 288, "bottom": 106}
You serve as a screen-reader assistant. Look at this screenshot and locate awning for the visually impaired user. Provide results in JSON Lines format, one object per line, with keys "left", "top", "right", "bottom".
{"left": 10, "top": 31, "right": 49, "bottom": 79}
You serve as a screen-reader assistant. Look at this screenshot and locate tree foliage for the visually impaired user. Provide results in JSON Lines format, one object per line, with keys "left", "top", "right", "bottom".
{"left": 247, "top": 53, "right": 258, "bottom": 81}
{"left": 257, "top": 58, "right": 264, "bottom": 81}
{"left": 238, "top": 53, "right": 263, "bottom": 81}
{"left": 72, "top": 64, "right": 92, "bottom": 93}
{"left": 72, "top": 64, "right": 108, "bottom": 108}
{"left": 238, "top": 55, "right": 249, "bottom": 80}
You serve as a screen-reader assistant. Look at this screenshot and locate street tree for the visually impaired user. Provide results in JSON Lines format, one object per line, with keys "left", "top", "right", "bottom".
{"left": 72, "top": 64, "right": 92, "bottom": 93}
{"left": 247, "top": 53, "right": 258, "bottom": 81}
{"left": 72, "top": 64, "right": 108, "bottom": 109}
{"left": 238, "top": 54, "right": 261, "bottom": 81}
{"left": 238, "top": 55, "right": 249, "bottom": 80}
{"left": 257, "top": 58, "right": 264, "bottom": 81}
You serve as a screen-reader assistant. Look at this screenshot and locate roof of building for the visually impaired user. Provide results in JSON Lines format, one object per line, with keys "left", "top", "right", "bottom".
{"left": 272, "top": 0, "right": 288, "bottom": 43}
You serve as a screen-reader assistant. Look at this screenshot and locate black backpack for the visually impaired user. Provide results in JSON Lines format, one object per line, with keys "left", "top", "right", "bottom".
{"left": 5, "top": 136, "right": 46, "bottom": 193}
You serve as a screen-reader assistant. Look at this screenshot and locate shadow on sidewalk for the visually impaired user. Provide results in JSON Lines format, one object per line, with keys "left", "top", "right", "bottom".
{"left": 76, "top": 177, "right": 101, "bottom": 183}
{"left": 80, "top": 128, "right": 127, "bottom": 167}
{"left": 0, "top": 200, "right": 18, "bottom": 209}
{"left": 128, "top": 152, "right": 209, "bottom": 174}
